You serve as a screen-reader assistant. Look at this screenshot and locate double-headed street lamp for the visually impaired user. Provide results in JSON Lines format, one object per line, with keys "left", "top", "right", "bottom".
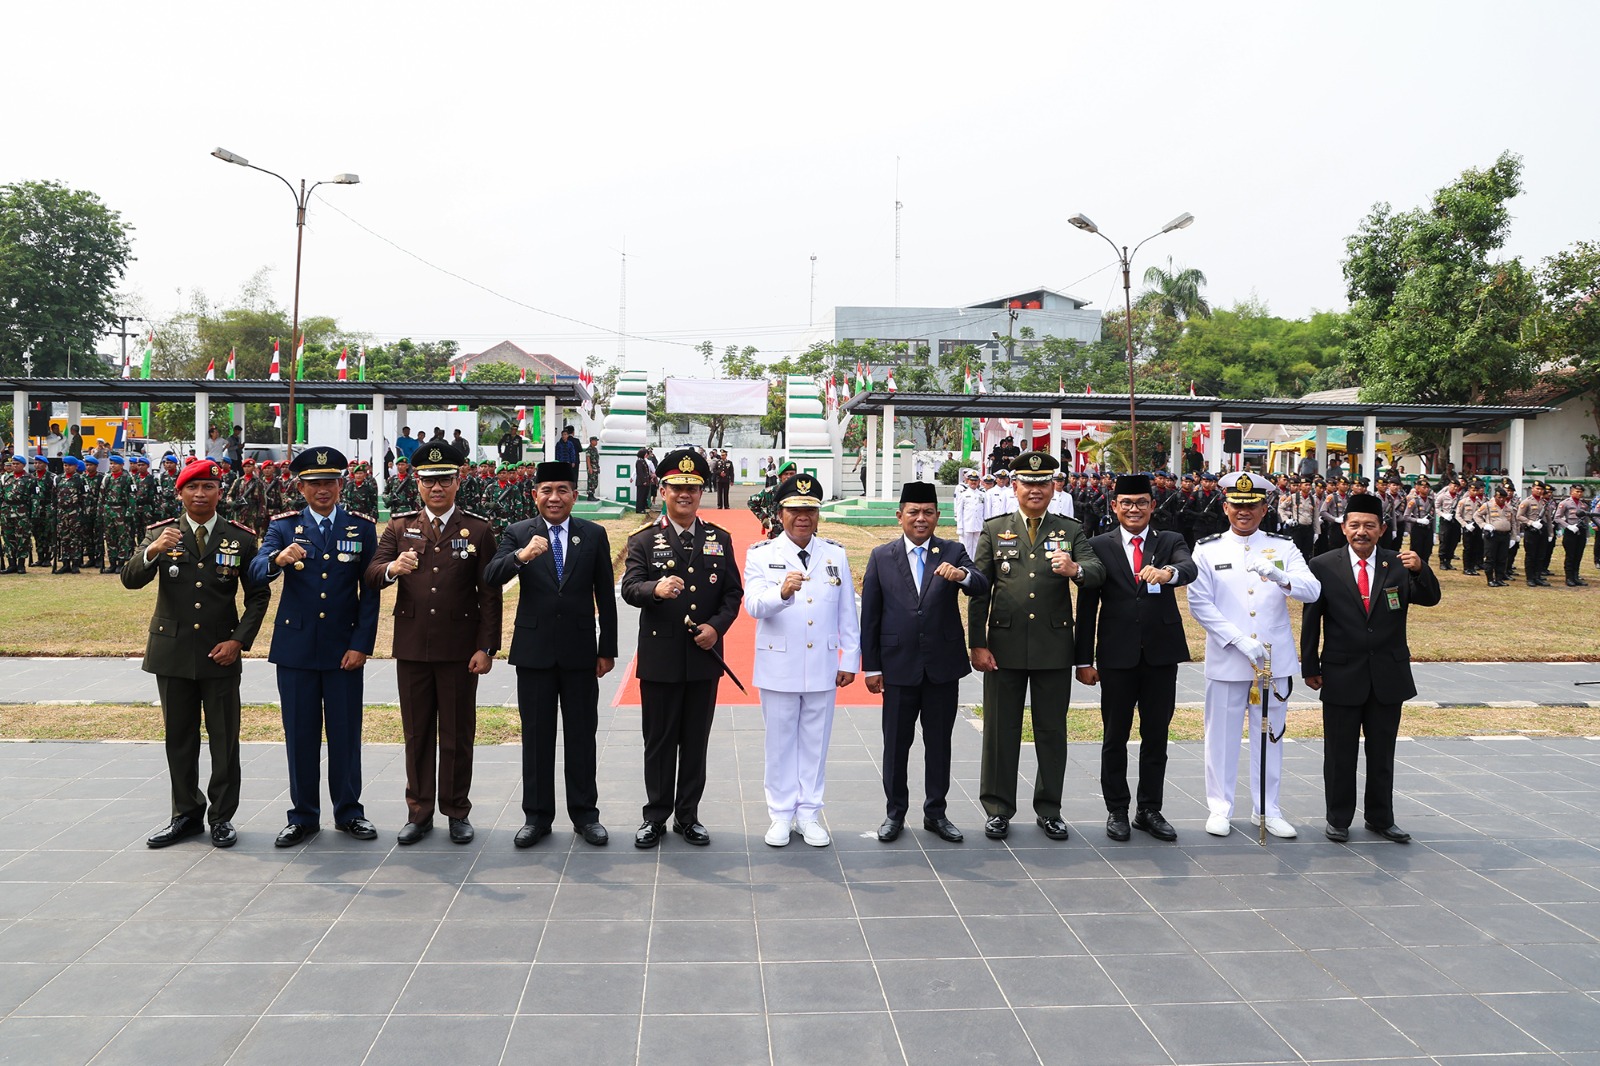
{"left": 211, "top": 147, "right": 359, "bottom": 456}
{"left": 1068, "top": 211, "right": 1194, "bottom": 471}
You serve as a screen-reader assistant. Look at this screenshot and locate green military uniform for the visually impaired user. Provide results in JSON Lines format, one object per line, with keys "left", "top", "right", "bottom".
{"left": 344, "top": 473, "right": 379, "bottom": 518}
{"left": 29, "top": 458, "right": 54, "bottom": 567}
{"left": 227, "top": 471, "right": 267, "bottom": 535}
{"left": 384, "top": 471, "right": 420, "bottom": 516}
{"left": 53, "top": 461, "right": 87, "bottom": 573}
{"left": 80, "top": 460, "right": 104, "bottom": 568}
{"left": 0, "top": 459, "right": 32, "bottom": 572}
{"left": 98, "top": 459, "right": 138, "bottom": 570}
{"left": 131, "top": 460, "right": 157, "bottom": 533}
{"left": 122, "top": 508, "right": 271, "bottom": 833}
{"left": 455, "top": 469, "right": 483, "bottom": 514}
{"left": 585, "top": 440, "right": 601, "bottom": 500}
{"left": 967, "top": 452, "right": 1105, "bottom": 833}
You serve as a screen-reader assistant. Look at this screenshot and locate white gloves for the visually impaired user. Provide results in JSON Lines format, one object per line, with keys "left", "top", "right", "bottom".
{"left": 1233, "top": 636, "right": 1268, "bottom": 666}
{"left": 1244, "top": 557, "right": 1290, "bottom": 587}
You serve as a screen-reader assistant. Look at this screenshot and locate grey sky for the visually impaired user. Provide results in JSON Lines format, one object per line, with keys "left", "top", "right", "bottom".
{"left": 7, "top": 2, "right": 1596, "bottom": 378}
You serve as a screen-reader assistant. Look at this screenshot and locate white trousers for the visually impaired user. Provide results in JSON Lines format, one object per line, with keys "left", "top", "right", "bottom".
{"left": 760, "top": 689, "right": 836, "bottom": 822}
{"left": 1203, "top": 678, "right": 1288, "bottom": 819}
{"left": 961, "top": 532, "right": 979, "bottom": 558}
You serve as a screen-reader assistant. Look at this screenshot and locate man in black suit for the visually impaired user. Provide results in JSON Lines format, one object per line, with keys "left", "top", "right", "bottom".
{"left": 619, "top": 449, "right": 744, "bottom": 848}
{"left": 1302, "top": 493, "right": 1441, "bottom": 844}
{"left": 485, "top": 461, "right": 618, "bottom": 848}
{"left": 1074, "top": 473, "right": 1197, "bottom": 843}
{"left": 861, "top": 481, "right": 988, "bottom": 843}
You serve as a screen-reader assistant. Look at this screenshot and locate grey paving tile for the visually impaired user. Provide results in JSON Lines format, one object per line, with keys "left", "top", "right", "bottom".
{"left": 1067, "top": 912, "right": 1188, "bottom": 955}
{"left": 1172, "top": 909, "right": 1295, "bottom": 954}
{"left": 546, "top": 882, "right": 655, "bottom": 921}
{"left": 1256, "top": 997, "right": 1422, "bottom": 1060}
{"left": 0, "top": 1015, "right": 127, "bottom": 1066}
{"left": 1307, "top": 946, "right": 1461, "bottom": 997}
{"left": 1382, "top": 993, "right": 1550, "bottom": 1056}
{"left": 648, "top": 919, "right": 758, "bottom": 963}
{"left": 142, "top": 961, "right": 296, "bottom": 1016}
{"left": 769, "top": 1010, "right": 904, "bottom": 1066}
{"left": 965, "top": 913, "right": 1082, "bottom": 958}
{"left": 406, "top": 963, "right": 527, "bottom": 1014}
{"left": 878, "top": 958, "right": 1005, "bottom": 1011}
{"left": 0, "top": 917, "right": 118, "bottom": 963}
{"left": 502, "top": 1013, "right": 642, "bottom": 1063}
{"left": 309, "top": 919, "right": 438, "bottom": 964}
{"left": 1099, "top": 952, "right": 1233, "bottom": 1006}
{"left": 649, "top": 882, "right": 754, "bottom": 920}
{"left": 751, "top": 880, "right": 855, "bottom": 920}
{"left": 644, "top": 961, "right": 763, "bottom": 1014}
{"left": 1017, "top": 1004, "right": 1173, "bottom": 1066}
{"left": 638, "top": 1013, "right": 768, "bottom": 1066}
{"left": 1137, "top": 1002, "right": 1296, "bottom": 1064}
{"left": 758, "top": 917, "right": 870, "bottom": 962}
{"left": 1479, "top": 990, "right": 1600, "bottom": 1052}
{"left": 134, "top": 881, "right": 261, "bottom": 920}
{"left": 421, "top": 918, "right": 540, "bottom": 964}
{"left": 364, "top": 1014, "right": 514, "bottom": 1066}
{"left": 763, "top": 960, "right": 886, "bottom": 1014}
{"left": 1205, "top": 949, "right": 1349, "bottom": 1001}
{"left": 1036, "top": 877, "right": 1156, "bottom": 915}
{"left": 344, "top": 883, "right": 459, "bottom": 921}
{"left": 892, "top": 1007, "right": 1037, "bottom": 1065}
{"left": 269, "top": 962, "right": 412, "bottom": 1015}
{"left": 940, "top": 877, "right": 1056, "bottom": 916}
{"left": 522, "top": 962, "right": 644, "bottom": 1015}
{"left": 0, "top": 962, "right": 67, "bottom": 1015}
{"left": 849, "top": 879, "right": 956, "bottom": 919}
{"left": 0, "top": 880, "right": 61, "bottom": 919}
{"left": 89, "top": 1013, "right": 255, "bottom": 1066}
{"left": 536, "top": 919, "right": 649, "bottom": 964}
{"left": 1362, "top": 902, "right": 1499, "bottom": 947}
{"left": 443, "top": 882, "right": 558, "bottom": 920}
{"left": 227, "top": 1015, "right": 384, "bottom": 1065}
{"left": 989, "top": 954, "right": 1123, "bottom": 1008}
{"left": 1261, "top": 905, "right": 1394, "bottom": 950}
{"left": 1412, "top": 943, "right": 1578, "bottom": 993}
{"left": 238, "top": 882, "right": 361, "bottom": 920}
{"left": 81, "top": 918, "right": 227, "bottom": 964}
{"left": 861, "top": 915, "right": 979, "bottom": 960}
{"left": 192, "top": 919, "right": 330, "bottom": 964}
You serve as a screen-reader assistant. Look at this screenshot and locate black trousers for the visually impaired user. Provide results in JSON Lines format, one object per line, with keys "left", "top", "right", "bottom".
{"left": 1525, "top": 529, "right": 1551, "bottom": 575}
{"left": 1484, "top": 529, "right": 1510, "bottom": 582}
{"left": 1565, "top": 529, "right": 1588, "bottom": 583}
{"left": 1438, "top": 518, "right": 1460, "bottom": 565}
{"left": 155, "top": 674, "right": 242, "bottom": 823}
{"left": 715, "top": 481, "right": 731, "bottom": 509}
{"left": 1098, "top": 659, "right": 1177, "bottom": 814}
{"left": 639, "top": 678, "right": 716, "bottom": 826}
{"left": 1286, "top": 524, "right": 1314, "bottom": 563}
{"left": 1322, "top": 697, "right": 1402, "bottom": 829}
{"left": 1408, "top": 524, "right": 1434, "bottom": 564}
{"left": 516, "top": 665, "right": 600, "bottom": 828}
{"left": 1462, "top": 527, "right": 1484, "bottom": 572}
{"left": 881, "top": 678, "right": 959, "bottom": 821}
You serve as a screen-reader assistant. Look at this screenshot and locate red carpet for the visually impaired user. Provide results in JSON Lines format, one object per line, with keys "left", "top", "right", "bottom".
{"left": 613, "top": 507, "right": 880, "bottom": 707}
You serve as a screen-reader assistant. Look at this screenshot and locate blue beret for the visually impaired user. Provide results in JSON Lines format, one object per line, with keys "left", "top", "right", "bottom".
{"left": 31, "top": 455, "right": 48, "bottom": 464}
{"left": 62, "top": 456, "right": 83, "bottom": 470}
{"left": 108, "top": 454, "right": 125, "bottom": 465}
{"left": 162, "top": 453, "right": 177, "bottom": 462}
{"left": 84, "top": 456, "right": 100, "bottom": 466}
{"left": 131, "top": 454, "right": 149, "bottom": 465}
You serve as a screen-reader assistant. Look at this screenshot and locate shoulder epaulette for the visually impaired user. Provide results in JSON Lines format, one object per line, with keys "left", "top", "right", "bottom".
{"left": 226, "top": 519, "right": 257, "bottom": 536}
{"left": 349, "top": 511, "right": 377, "bottom": 524}
{"left": 1197, "top": 532, "right": 1224, "bottom": 545}
{"left": 271, "top": 509, "right": 299, "bottom": 521}
{"left": 1264, "top": 531, "right": 1292, "bottom": 540}
{"left": 627, "top": 520, "right": 658, "bottom": 537}
{"left": 391, "top": 509, "right": 420, "bottom": 519}
{"left": 460, "top": 509, "right": 489, "bottom": 523}
{"left": 820, "top": 537, "right": 842, "bottom": 547}
{"left": 146, "top": 517, "right": 178, "bottom": 530}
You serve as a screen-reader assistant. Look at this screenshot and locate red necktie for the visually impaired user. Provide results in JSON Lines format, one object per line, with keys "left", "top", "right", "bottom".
{"left": 1131, "top": 534, "right": 1144, "bottom": 574}
{"left": 1357, "top": 558, "right": 1370, "bottom": 611}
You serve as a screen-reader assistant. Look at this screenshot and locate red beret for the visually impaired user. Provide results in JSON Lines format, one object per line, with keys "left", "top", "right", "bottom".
{"left": 175, "top": 458, "right": 224, "bottom": 491}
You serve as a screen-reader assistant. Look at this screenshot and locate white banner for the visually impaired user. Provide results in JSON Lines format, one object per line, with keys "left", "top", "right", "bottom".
{"left": 664, "top": 378, "right": 769, "bottom": 416}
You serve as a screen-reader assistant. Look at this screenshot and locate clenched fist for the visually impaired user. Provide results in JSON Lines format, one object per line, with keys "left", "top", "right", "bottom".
{"left": 655, "top": 575, "right": 684, "bottom": 600}
{"left": 275, "top": 541, "right": 308, "bottom": 569}
{"left": 150, "top": 525, "right": 182, "bottom": 556}
{"left": 516, "top": 534, "right": 550, "bottom": 564}
{"left": 391, "top": 548, "right": 421, "bottom": 577}
{"left": 933, "top": 561, "right": 967, "bottom": 583}
{"left": 780, "top": 571, "right": 804, "bottom": 599}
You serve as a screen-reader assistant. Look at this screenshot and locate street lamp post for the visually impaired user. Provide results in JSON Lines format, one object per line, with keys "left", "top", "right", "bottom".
{"left": 1068, "top": 211, "right": 1193, "bottom": 471}
{"left": 211, "top": 147, "right": 359, "bottom": 457}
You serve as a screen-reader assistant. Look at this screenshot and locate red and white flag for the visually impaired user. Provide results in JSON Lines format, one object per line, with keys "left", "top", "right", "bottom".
{"left": 1059, "top": 375, "right": 1066, "bottom": 397}
{"left": 824, "top": 375, "right": 837, "bottom": 412}
{"left": 336, "top": 347, "right": 348, "bottom": 381}
{"left": 269, "top": 340, "right": 281, "bottom": 381}
{"left": 204, "top": 356, "right": 215, "bottom": 381}
{"left": 225, "top": 348, "right": 236, "bottom": 380}
{"left": 1188, "top": 380, "right": 1196, "bottom": 397}
{"left": 1085, "top": 382, "right": 1093, "bottom": 395}
{"left": 885, "top": 370, "right": 897, "bottom": 392}
{"left": 517, "top": 367, "right": 527, "bottom": 434}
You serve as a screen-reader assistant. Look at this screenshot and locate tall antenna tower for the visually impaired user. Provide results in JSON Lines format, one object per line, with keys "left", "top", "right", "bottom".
{"left": 617, "top": 241, "right": 627, "bottom": 370}
{"left": 893, "top": 157, "right": 903, "bottom": 306}
{"left": 809, "top": 254, "right": 818, "bottom": 326}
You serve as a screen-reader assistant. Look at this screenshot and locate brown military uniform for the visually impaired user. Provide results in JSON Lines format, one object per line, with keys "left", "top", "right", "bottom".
{"left": 366, "top": 507, "right": 502, "bottom": 824}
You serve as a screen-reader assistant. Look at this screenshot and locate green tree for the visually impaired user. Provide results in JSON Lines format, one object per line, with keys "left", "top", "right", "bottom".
{"left": 1167, "top": 301, "right": 1345, "bottom": 399}
{"left": 0, "top": 180, "right": 134, "bottom": 376}
{"left": 1137, "top": 257, "right": 1211, "bottom": 322}
{"left": 1342, "top": 151, "right": 1540, "bottom": 410}
{"left": 1530, "top": 239, "right": 1600, "bottom": 465}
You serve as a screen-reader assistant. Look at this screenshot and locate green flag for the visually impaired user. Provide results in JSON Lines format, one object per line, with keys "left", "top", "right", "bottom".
{"left": 294, "top": 335, "right": 306, "bottom": 445}
{"left": 139, "top": 334, "right": 153, "bottom": 435}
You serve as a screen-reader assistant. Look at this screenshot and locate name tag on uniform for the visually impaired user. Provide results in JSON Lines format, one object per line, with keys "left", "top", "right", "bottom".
{"left": 403, "top": 528, "right": 423, "bottom": 539}
{"left": 769, "top": 562, "right": 786, "bottom": 569}
{"left": 1147, "top": 582, "right": 1163, "bottom": 594}
{"left": 1214, "top": 562, "right": 1232, "bottom": 570}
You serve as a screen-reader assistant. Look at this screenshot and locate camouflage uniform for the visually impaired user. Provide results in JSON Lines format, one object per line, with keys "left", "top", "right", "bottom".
{"left": 454, "top": 468, "right": 483, "bottom": 514}
{"left": 53, "top": 466, "right": 86, "bottom": 573}
{"left": 0, "top": 462, "right": 32, "bottom": 572}
{"left": 384, "top": 472, "right": 420, "bottom": 516}
{"left": 98, "top": 464, "right": 138, "bottom": 570}
{"left": 344, "top": 474, "right": 379, "bottom": 518}
{"left": 80, "top": 462, "right": 104, "bottom": 568}
{"left": 229, "top": 473, "right": 267, "bottom": 535}
{"left": 29, "top": 460, "right": 54, "bottom": 566}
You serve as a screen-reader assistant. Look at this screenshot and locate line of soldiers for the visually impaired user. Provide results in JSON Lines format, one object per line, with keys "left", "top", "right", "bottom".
{"left": 1, "top": 452, "right": 188, "bottom": 574}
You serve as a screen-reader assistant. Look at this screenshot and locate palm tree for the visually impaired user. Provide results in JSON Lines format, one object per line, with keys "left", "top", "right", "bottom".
{"left": 1138, "top": 258, "right": 1211, "bottom": 321}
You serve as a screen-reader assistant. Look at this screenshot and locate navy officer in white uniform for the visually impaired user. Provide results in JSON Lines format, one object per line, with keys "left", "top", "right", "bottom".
{"left": 743, "top": 473, "right": 860, "bottom": 847}
{"left": 1186, "top": 470, "right": 1321, "bottom": 839}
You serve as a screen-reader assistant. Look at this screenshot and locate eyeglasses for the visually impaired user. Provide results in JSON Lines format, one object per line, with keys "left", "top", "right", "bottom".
{"left": 1115, "top": 498, "right": 1152, "bottom": 509}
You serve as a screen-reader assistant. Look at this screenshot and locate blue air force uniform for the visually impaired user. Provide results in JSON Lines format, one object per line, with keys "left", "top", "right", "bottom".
{"left": 247, "top": 447, "right": 381, "bottom": 838}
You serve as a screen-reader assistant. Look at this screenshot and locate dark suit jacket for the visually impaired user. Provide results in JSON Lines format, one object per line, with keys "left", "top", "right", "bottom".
{"left": 122, "top": 516, "right": 271, "bottom": 679}
{"left": 620, "top": 516, "right": 743, "bottom": 683}
{"left": 1073, "top": 528, "right": 1197, "bottom": 669}
{"left": 365, "top": 508, "right": 501, "bottom": 661}
{"left": 249, "top": 505, "right": 381, "bottom": 670}
{"left": 484, "top": 514, "right": 618, "bottom": 669}
{"left": 862, "top": 534, "right": 987, "bottom": 686}
{"left": 1301, "top": 547, "right": 1442, "bottom": 704}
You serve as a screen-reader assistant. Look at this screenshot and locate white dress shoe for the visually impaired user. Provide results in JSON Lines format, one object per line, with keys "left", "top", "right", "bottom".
{"left": 796, "top": 818, "right": 831, "bottom": 847}
{"left": 1252, "top": 814, "right": 1298, "bottom": 838}
{"left": 764, "top": 819, "right": 792, "bottom": 847}
{"left": 1205, "top": 814, "right": 1232, "bottom": 837}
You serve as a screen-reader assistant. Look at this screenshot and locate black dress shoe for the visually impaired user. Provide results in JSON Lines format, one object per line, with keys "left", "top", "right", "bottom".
{"left": 397, "top": 819, "right": 433, "bottom": 845}
{"left": 877, "top": 818, "right": 904, "bottom": 843}
{"left": 448, "top": 817, "right": 474, "bottom": 844}
{"left": 146, "top": 813, "right": 204, "bottom": 848}
{"left": 1578, "top": 578, "right": 1590, "bottom": 586}
{"left": 1036, "top": 816, "right": 1071, "bottom": 841}
{"left": 275, "top": 823, "right": 319, "bottom": 848}
{"left": 673, "top": 822, "right": 710, "bottom": 846}
{"left": 336, "top": 818, "right": 378, "bottom": 840}
{"left": 1133, "top": 809, "right": 1178, "bottom": 842}
{"left": 1325, "top": 823, "right": 1350, "bottom": 843}
{"left": 983, "top": 815, "right": 1009, "bottom": 839}
{"left": 635, "top": 821, "right": 666, "bottom": 848}
{"left": 577, "top": 822, "right": 609, "bottom": 846}
{"left": 1105, "top": 810, "right": 1131, "bottom": 842}
{"left": 923, "top": 816, "right": 964, "bottom": 843}
{"left": 210, "top": 821, "right": 238, "bottom": 848}
{"left": 1364, "top": 821, "right": 1412, "bottom": 843}
{"left": 514, "top": 823, "right": 550, "bottom": 849}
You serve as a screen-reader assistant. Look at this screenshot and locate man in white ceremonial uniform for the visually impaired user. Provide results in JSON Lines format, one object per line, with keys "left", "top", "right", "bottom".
{"left": 743, "top": 474, "right": 860, "bottom": 847}
{"left": 955, "top": 470, "right": 986, "bottom": 557}
{"left": 1047, "top": 471, "right": 1076, "bottom": 519}
{"left": 981, "top": 473, "right": 1004, "bottom": 520}
{"left": 1187, "top": 470, "right": 1321, "bottom": 838}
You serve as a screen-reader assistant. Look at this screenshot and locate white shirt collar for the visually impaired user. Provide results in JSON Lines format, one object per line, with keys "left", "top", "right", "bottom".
{"left": 423, "top": 504, "right": 456, "bottom": 527}
{"left": 1348, "top": 544, "right": 1377, "bottom": 576}
{"left": 1120, "top": 525, "right": 1151, "bottom": 548}
{"left": 903, "top": 535, "right": 933, "bottom": 557}
{"left": 668, "top": 517, "right": 696, "bottom": 538}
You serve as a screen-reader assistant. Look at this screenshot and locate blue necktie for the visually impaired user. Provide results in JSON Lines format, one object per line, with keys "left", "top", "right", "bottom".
{"left": 551, "top": 525, "right": 564, "bottom": 583}
{"left": 912, "top": 545, "right": 925, "bottom": 593}
{"left": 318, "top": 518, "right": 330, "bottom": 542}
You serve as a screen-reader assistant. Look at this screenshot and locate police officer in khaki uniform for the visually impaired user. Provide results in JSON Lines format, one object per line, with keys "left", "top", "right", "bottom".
{"left": 1476, "top": 485, "right": 1517, "bottom": 587}
{"left": 366, "top": 441, "right": 502, "bottom": 845}
{"left": 122, "top": 459, "right": 271, "bottom": 848}
{"left": 968, "top": 450, "right": 1104, "bottom": 841}
{"left": 620, "top": 449, "right": 744, "bottom": 847}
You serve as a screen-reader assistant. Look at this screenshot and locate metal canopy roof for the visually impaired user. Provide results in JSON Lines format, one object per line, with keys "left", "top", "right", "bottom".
{"left": 1, "top": 377, "right": 589, "bottom": 407}
{"left": 840, "top": 391, "right": 1551, "bottom": 432}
